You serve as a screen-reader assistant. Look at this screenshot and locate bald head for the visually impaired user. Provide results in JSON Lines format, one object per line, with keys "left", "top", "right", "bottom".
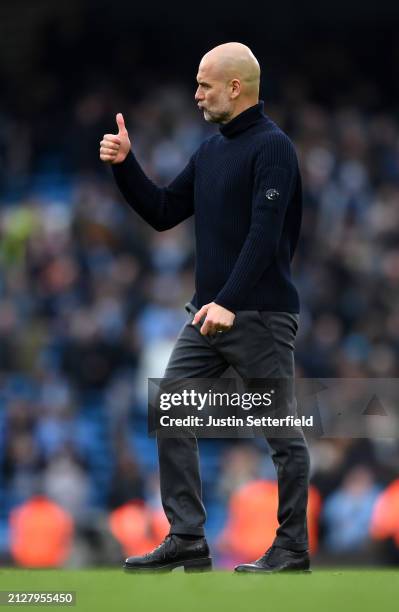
{"left": 195, "top": 42, "right": 261, "bottom": 124}
{"left": 201, "top": 43, "right": 260, "bottom": 97}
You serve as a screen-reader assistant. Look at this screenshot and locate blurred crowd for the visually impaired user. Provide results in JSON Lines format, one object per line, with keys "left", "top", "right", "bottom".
{"left": 2, "top": 41, "right": 399, "bottom": 566}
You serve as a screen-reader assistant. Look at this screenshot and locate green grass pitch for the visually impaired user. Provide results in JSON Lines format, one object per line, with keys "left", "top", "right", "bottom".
{"left": 0, "top": 569, "right": 398, "bottom": 612}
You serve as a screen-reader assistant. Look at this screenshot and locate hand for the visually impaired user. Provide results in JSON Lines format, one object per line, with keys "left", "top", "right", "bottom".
{"left": 99, "top": 113, "right": 131, "bottom": 164}
{"left": 192, "top": 302, "right": 235, "bottom": 336}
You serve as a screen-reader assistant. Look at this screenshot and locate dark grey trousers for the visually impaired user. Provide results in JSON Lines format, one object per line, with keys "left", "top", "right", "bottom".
{"left": 157, "top": 308, "right": 310, "bottom": 552}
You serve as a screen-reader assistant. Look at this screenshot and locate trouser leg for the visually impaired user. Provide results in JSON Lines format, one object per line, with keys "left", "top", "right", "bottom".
{"left": 156, "top": 321, "right": 227, "bottom": 536}
{"left": 267, "top": 435, "right": 310, "bottom": 551}
{"left": 263, "top": 313, "right": 309, "bottom": 550}
{"left": 222, "top": 311, "right": 310, "bottom": 551}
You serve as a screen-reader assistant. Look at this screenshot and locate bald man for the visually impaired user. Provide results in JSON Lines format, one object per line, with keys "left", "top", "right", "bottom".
{"left": 100, "top": 42, "right": 311, "bottom": 574}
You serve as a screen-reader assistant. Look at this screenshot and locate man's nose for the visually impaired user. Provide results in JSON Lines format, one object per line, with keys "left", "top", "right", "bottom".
{"left": 195, "top": 88, "right": 203, "bottom": 101}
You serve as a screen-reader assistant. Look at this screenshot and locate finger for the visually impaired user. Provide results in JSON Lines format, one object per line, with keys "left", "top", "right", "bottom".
{"left": 100, "top": 152, "right": 117, "bottom": 162}
{"left": 100, "top": 146, "right": 118, "bottom": 156}
{"left": 220, "top": 322, "right": 233, "bottom": 330}
{"left": 192, "top": 306, "right": 207, "bottom": 325}
{"left": 200, "top": 317, "right": 216, "bottom": 336}
{"left": 100, "top": 141, "right": 119, "bottom": 151}
{"left": 116, "top": 113, "right": 126, "bottom": 134}
{"left": 200, "top": 319, "right": 211, "bottom": 335}
{"left": 102, "top": 135, "right": 121, "bottom": 145}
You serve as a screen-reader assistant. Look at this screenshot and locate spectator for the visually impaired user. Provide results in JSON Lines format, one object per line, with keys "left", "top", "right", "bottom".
{"left": 322, "top": 465, "right": 381, "bottom": 553}
{"left": 9, "top": 495, "right": 73, "bottom": 567}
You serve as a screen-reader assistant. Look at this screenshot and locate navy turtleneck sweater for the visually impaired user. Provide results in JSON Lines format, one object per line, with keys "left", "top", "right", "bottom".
{"left": 112, "top": 101, "right": 302, "bottom": 313}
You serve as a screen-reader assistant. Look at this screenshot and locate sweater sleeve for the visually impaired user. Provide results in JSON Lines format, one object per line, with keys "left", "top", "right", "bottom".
{"left": 214, "top": 140, "right": 298, "bottom": 311}
{"left": 111, "top": 150, "right": 195, "bottom": 231}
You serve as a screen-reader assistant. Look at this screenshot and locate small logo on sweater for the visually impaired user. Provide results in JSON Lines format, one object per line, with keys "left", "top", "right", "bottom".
{"left": 265, "top": 188, "right": 280, "bottom": 201}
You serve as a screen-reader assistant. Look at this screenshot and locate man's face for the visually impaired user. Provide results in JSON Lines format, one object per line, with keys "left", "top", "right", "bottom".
{"left": 195, "top": 61, "right": 233, "bottom": 124}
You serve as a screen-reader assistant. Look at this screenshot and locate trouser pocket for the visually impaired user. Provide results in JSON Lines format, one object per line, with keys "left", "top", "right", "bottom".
{"left": 258, "top": 312, "right": 299, "bottom": 349}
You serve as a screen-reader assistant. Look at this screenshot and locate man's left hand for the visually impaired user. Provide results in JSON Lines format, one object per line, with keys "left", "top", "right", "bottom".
{"left": 192, "top": 302, "right": 235, "bottom": 336}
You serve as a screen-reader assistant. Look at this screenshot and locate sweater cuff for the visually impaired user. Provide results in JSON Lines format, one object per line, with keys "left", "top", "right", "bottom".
{"left": 111, "top": 150, "right": 135, "bottom": 176}
{"left": 213, "top": 299, "right": 237, "bottom": 315}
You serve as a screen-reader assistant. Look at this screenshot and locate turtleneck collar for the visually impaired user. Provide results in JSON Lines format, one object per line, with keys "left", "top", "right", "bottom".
{"left": 219, "top": 101, "right": 265, "bottom": 138}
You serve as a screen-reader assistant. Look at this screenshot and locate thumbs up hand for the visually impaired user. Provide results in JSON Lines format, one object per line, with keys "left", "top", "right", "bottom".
{"left": 100, "top": 113, "right": 131, "bottom": 164}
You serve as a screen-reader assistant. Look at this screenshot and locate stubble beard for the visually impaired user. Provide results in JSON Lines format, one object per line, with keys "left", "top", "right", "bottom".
{"left": 203, "top": 107, "right": 231, "bottom": 124}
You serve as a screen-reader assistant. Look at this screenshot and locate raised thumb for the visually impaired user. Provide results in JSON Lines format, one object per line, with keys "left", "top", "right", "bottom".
{"left": 116, "top": 112, "right": 126, "bottom": 134}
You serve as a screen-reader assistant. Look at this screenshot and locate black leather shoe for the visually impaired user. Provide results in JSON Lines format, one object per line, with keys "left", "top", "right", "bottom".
{"left": 235, "top": 546, "right": 311, "bottom": 573}
{"left": 124, "top": 534, "right": 212, "bottom": 572}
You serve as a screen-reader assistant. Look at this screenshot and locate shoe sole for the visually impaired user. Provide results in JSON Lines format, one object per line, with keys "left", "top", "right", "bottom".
{"left": 235, "top": 567, "right": 312, "bottom": 574}
{"left": 124, "top": 557, "right": 213, "bottom": 573}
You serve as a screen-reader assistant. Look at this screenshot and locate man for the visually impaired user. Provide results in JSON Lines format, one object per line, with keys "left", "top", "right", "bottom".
{"left": 100, "top": 42, "right": 310, "bottom": 573}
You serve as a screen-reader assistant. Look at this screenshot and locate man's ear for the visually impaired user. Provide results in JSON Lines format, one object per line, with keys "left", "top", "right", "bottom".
{"left": 231, "top": 79, "right": 241, "bottom": 99}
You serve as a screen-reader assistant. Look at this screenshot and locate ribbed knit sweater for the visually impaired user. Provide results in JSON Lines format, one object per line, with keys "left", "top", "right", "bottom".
{"left": 112, "top": 101, "right": 302, "bottom": 313}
